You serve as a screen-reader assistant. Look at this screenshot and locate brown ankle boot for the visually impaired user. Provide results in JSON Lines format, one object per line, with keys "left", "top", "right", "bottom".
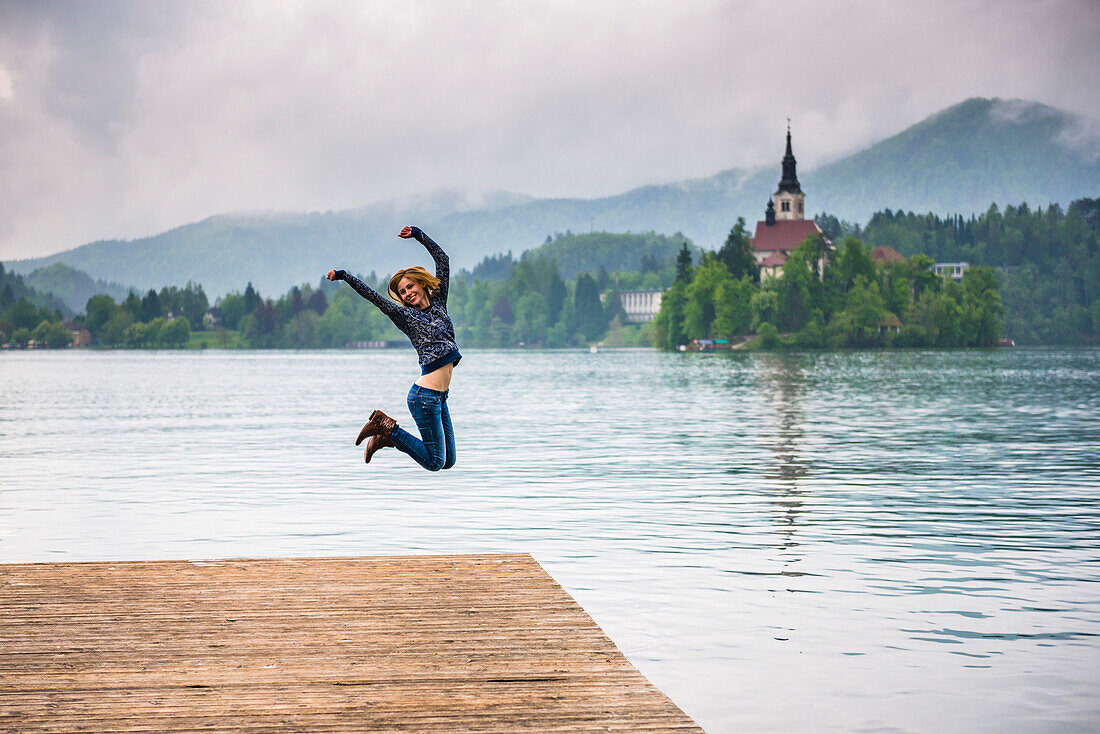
{"left": 364, "top": 432, "right": 395, "bottom": 463}
{"left": 356, "top": 410, "right": 397, "bottom": 445}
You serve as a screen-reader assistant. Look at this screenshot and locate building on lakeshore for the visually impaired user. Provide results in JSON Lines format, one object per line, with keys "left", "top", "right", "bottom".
{"left": 65, "top": 324, "right": 92, "bottom": 347}
{"left": 750, "top": 124, "right": 831, "bottom": 280}
{"left": 619, "top": 290, "right": 663, "bottom": 323}
{"left": 871, "top": 246, "right": 907, "bottom": 266}
{"left": 932, "top": 262, "right": 970, "bottom": 281}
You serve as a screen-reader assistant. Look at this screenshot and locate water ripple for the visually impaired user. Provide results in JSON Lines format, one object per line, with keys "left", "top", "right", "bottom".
{"left": 2, "top": 347, "right": 1099, "bottom": 733}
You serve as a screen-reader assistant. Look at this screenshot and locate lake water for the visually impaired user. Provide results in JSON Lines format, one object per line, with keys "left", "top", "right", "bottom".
{"left": 2, "top": 347, "right": 1098, "bottom": 733}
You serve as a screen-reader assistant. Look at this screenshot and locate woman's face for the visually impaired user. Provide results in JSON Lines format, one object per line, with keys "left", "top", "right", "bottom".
{"left": 397, "top": 277, "right": 429, "bottom": 309}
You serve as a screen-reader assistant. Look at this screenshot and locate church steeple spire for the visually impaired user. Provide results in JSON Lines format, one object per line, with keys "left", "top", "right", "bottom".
{"left": 771, "top": 120, "right": 806, "bottom": 221}
{"left": 777, "top": 119, "right": 802, "bottom": 195}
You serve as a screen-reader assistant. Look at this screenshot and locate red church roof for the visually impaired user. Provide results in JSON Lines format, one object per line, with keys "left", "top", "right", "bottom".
{"left": 751, "top": 219, "right": 822, "bottom": 253}
{"left": 760, "top": 251, "right": 788, "bottom": 268}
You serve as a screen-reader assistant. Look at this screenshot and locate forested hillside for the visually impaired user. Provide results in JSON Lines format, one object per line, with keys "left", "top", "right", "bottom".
{"left": 471, "top": 231, "right": 691, "bottom": 282}
{"left": 861, "top": 198, "right": 1100, "bottom": 344}
{"left": 23, "top": 263, "right": 131, "bottom": 312}
{"left": 0, "top": 262, "right": 75, "bottom": 347}
{"left": 810, "top": 98, "right": 1100, "bottom": 222}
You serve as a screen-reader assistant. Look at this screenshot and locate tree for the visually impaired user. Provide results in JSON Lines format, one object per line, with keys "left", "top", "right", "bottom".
{"left": 755, "top": 322, "right": 780, "bottom": 349}
{"left": 960, "top": 266, "right": 1003, "bottom": 346}
{"left": 544, "top": 261, "right": 567, "bottom": 324}
{"left": 713, "top": 276, "right": 755, "bottom": 337}
{"left": 218, "top": 293, "right": 248, "bottom": 329}
{"left": 675, "top": 243, "right": 694, "bottom": 283}
{"left": 8, "top": 299, "right": 39, "bottom": 330}
{"left": 122, "top": 291, "right": 142, "bottom": 321}
{"left": 100, "top": 309, "right": 134, "bottom": 345}
{"left": 683, "top": 258, "right": 731, "bottom": 338}
{"left": 513, "top": 291, "right": 549, "bottom": 344}
{"left": 243, "top": 282, "right": 262, "bottom": 313}
{"left": 902, "top": 254, "right": 939, "bottom": 300}
{"left": 307, "top": 289, "right": 328, "bottom": 315}
{"left": 717, "top": 218, "right": 760, "bottom": 281}
{"left": 31, "top": 319, "right": 72, "bottom": 348}
{"left": 834, "top": 238, "right": 875, "bottom": 294}
{"left": 177, "top": 282, "right": 209, "bottom": 328}
{"left": 282, "top": 310, "right": 318, "bottom": 348}
{"left": 799, "top": 232, "right": 831, "bottom": 280}
{"left": 141, "top": 289, "right": 161, "bottom": 323}
{"left": 603, "top": 284, "right": 627, "bottom": 325}
{"left": 85, "top": 295, "right": 117, "bottom": 335}
{"left": 289, "top": 286, "right": 304, "bottom": 316}
{"left": 573, "top": 274, "right": 607, "bottom": 341}
{"left": 161, "top": 317, "right": 191, "bottom": 348}
{"left": 775, "top": 256, "right": 814, "bottom": 332}
{"left": 653, "top": 280, "right": 688, "bottom": 350}
{"left": 750, "top": 290, "right": 778, "bottom": 330}
{"left": 1068, "top": 197, "right": 1100, "bottom": 230}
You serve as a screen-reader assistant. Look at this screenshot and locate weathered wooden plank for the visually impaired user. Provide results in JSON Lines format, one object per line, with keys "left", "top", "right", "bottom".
{"left": 0, "top": 554, "right": 704, "bottom": 733}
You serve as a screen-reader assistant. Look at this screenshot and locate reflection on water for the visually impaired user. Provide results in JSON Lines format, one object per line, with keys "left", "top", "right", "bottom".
{"left": 757, "top": 354, "right": 810, "bottom": 560}
{"left": 758, "top": 353, "right": 810, "bottom": 482}
{"left": 2, "top": 347, "right": 1099, "bottom": 734}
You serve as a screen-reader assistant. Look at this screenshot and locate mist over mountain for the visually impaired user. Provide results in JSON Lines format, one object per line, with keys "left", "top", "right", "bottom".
{"left": 9, "top": 98, "right": 1099, "bottom": 303}
{"left": 808, "top": 98, "right": 1100, "bottom": 221}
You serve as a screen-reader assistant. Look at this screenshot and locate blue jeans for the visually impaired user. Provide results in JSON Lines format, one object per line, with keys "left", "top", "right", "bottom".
{"left": 390, "top": 385, "right": 456, "bottom": 471}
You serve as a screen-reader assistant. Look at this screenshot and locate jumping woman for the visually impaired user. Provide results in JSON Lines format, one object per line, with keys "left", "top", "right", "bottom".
{"left": 325, "top": 226, "right": 460, "bottom": 469}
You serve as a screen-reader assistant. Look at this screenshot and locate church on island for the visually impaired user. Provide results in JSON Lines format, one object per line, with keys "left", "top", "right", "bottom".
{"left": 751, "top": 125, "right": 830, "bottom": 279}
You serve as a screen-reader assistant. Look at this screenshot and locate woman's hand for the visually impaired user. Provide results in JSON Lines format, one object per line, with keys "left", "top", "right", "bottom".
{"left": 398, "top": 226, "right": 414, "bottom": 239}
{"left": 326, "top": 269, "right": 339, "bottom": 281}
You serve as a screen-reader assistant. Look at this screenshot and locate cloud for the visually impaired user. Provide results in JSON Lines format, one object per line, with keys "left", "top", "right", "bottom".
{"left": 0, "top": 63, "right": 12, "bottom": 100}
{"left": 1, "top": 0, "right": 1099, "bottom": 259}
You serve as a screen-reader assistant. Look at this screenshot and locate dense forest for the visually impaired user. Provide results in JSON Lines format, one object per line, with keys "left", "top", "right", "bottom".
{"left": 196, "top": 231, "right": 683, "bottom": 349}
{"left": 0, "top": 263, "right": 73, "bottom": 347}
{"left": 81, "top": 283, "right": 207, "bottom": 348}
{"left": 855, "top": 198, "right": 1100, "bottom": 344}
{"left": 1, "top": 232, "right": 678, "bottom": 349}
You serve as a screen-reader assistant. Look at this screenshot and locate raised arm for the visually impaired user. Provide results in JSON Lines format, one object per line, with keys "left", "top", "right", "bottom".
{"left": 326, "top": 269, "right": 407, "bottom": 328}
{"left": 400, "top": 226, "right": 449, "bottom": 307}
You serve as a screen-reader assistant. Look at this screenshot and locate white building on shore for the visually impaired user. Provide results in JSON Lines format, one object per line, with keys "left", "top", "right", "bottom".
{"left": 619, "top": 290, "right": 663, "bottom": 323}
{"left": 932, "top": 262, "right": 970, "bottom": 281}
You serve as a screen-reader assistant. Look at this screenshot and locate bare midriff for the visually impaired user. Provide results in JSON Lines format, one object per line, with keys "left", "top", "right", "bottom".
{"left": 415, "top": 361, "right": 454, "bottom": 392}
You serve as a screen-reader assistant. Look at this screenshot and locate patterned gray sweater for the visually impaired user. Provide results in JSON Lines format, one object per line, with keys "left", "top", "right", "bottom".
{"left": 335, "top": 227, "right": 462, "bottom": 375}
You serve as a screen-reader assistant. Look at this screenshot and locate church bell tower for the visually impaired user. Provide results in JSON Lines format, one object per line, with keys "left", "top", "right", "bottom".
{"left": 772, "top": 121, "right": 805, "bottom": 222}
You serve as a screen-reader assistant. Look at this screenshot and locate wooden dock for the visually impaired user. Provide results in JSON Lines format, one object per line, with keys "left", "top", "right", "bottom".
{"left": 0, "top": 553, "right": 704, "bottom": 732}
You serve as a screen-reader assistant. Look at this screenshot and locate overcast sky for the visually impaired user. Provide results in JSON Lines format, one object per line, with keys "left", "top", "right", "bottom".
{"left": 1, "top": 0, "right": 1098, "bottom": 260}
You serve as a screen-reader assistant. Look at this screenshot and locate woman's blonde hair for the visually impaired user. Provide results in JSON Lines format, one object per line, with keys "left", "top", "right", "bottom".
{"left": 388, "top": 266, "right": 441, "bottom": 304}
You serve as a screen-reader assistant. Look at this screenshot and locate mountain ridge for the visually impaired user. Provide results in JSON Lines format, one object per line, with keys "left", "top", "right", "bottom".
{"left": 9, "top": 97, "right": 1099, "bottom": 301}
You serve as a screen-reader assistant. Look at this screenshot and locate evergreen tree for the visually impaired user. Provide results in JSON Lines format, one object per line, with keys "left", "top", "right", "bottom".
{"left": 123, "top": 291, "right": 142, "bottom": 321}
{"left": 141, "top": 289, "right": 161, "bottom": 322}
{"left": 675, "top": 243, "right": 693, "bottom": 283}
{"left": 243, "top": 282, "right": 261, "bottom": 313}
{"left": 604, "top": 284, "right": 628, "bottom": 325}
{"left": 717, "top": 218, "right": 760, "bottom": 281}
{"left": 308, "top": 289, "right": 328, "bottom": 315}
{"left": 573, "top": 274, "right": 607, "bottom": 341}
